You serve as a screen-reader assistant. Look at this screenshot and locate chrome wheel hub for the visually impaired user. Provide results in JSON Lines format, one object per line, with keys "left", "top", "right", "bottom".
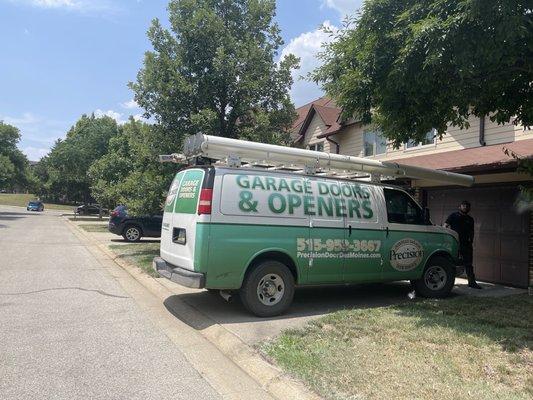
{"left": 424, "top": 265, "right": 447, "bottom": 291}
{"left": 126, "top": 228, "right": 140, "bottom": 241}
{"left": 257, "top": 274, "right": 285, "bottom": 306}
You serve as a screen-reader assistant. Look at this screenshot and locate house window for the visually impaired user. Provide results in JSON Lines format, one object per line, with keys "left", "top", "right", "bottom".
{"left": 309, "top": 142, "right": 324, "bottom": 152}
{"left": 406, "top": 129, "right": 436, "bottom": 149}
{"left": 363, "top": 131, "right": 387, "bottom": 156}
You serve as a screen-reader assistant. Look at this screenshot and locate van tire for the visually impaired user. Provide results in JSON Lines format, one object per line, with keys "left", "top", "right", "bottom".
{"left": 240, "top": 260, "right": 295, "bottom": 317}
{"left": 411, "top": 256, "right": 455, "bottom": 298}
{"left": 122, "top": 225, "right": 142, "bottom": 242}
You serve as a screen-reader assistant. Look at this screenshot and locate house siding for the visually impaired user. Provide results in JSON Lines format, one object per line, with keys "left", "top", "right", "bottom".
{"left": 299, "top": 113, "right": 331, "bottom": 153}
{"left": 329, "top": 123, "right": 364, "bottom": 157}
{"left": 331, "top": 115, "right": 531, "bottom": 160}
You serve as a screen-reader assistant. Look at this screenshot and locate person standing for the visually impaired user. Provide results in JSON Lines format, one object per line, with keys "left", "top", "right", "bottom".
{"left": 444, "top": 201, "right": 482, "bottom": 289}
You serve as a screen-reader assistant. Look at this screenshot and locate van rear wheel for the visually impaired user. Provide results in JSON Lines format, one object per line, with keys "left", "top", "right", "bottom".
{"left": 240, "top": 260, "right": 295, "bottom": 317}
{"left": 411, "top": 256, "right": 455, "bottom": 298}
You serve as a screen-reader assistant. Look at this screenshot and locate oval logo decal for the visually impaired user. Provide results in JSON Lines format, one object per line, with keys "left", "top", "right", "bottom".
{"left": 390, "top": 238, "right": 424, "bottom": 271}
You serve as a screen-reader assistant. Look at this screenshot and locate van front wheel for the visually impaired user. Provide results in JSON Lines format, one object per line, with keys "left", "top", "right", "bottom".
{"left": 411, "top": 256, "right": 455, "bottom": 298}
{"left": 240, "top": 260, "right": 295, "bottom": 317}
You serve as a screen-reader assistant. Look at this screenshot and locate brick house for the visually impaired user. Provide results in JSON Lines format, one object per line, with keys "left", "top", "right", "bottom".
{"left": 292, "top": 97, "right": 533, "bottom": 288}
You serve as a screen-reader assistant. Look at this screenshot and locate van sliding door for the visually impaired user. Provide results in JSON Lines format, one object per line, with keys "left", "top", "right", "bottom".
{"left": 341, "top": 182, "right": 383, "bottom": 282}
{"left": 305, "top": 177, "right": 345, "bottom": 284}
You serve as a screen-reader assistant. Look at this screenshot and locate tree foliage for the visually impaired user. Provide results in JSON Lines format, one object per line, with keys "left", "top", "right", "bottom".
{"left": 88, "top": 119, "right": 178, "bottom": 215}
{"left": 0, "top": 121, "right": 31, "bottom": 190}
{"left": 313, "top": 0, "right": 532, "bottom": 148}
{"left": 130, "top": 0, "right": 299, "bottom": 147}
{"left": 36, "top": 115, "right": 119, "bottom": 203}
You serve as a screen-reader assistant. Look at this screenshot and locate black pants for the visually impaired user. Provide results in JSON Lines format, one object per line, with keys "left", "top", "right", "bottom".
{"left": 460, "top": 244, "right": 476, "bottom": 283}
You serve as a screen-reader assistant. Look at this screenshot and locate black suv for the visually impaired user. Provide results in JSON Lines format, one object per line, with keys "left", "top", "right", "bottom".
{"left": 74, "top": 204, "right": 109, "bottom": 215}
{"left": 108, "top": 205, "right": 162, "bottom": 242}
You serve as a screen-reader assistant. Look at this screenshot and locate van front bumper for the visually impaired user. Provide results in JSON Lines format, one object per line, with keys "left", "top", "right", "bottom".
{"left": 153, "top": 257, "right": 205, "bottom": 289}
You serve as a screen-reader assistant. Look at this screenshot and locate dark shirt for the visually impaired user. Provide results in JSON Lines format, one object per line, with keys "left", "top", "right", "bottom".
{"left": 445, "top": 211, "right": 474, "bottom": 247}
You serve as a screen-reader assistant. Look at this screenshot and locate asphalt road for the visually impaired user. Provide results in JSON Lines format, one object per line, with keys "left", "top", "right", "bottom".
{"left": 0, "top": 206, "right": 221, "bottom": 400}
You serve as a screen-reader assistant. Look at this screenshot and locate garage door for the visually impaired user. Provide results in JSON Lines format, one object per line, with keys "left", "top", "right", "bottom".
{"left": 427, "top": 186, "right": 529, "bottom": 288}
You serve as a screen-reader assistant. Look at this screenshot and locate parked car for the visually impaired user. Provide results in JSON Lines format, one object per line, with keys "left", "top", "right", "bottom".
{"left": 27, "top": 201, "right": 44, "bottom": 212}
{"left": 74, "top": 204, "right": 108, "bottom": 215}
{"left": 108, "top": 205, "right": 163, "bottom": 242}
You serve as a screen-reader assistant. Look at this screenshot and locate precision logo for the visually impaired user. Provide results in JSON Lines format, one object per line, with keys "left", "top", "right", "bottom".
{"left": 390, "top": 238, "right": 424, "bottom": 271}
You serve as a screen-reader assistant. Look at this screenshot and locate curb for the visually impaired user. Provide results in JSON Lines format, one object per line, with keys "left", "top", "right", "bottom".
{"left": 65, "top": 217, "right": 321, "bottom": 400}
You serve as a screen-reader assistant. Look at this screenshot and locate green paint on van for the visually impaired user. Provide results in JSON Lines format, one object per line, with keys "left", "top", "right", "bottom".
{"left": 194, "top": 222, "right": 458, "bottom": 289}
{"left": 164, "top": 171, "right": 185, "bottom": 212}
{"left": 174, "top": 169, "right": 204, "bottom": 214}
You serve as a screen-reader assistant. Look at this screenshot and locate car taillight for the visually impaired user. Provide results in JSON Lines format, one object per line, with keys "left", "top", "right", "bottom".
{"left": 198, "top": 188, "right": 213, "bottom": 215}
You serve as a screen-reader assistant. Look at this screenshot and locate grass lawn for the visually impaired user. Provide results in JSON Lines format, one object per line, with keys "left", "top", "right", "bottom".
{"left": 264, "top": 294, "right": 532, "bottom": 400}
{"left": 78, "top": 224, "right": 109, "bottom": 233}
{"left": 0, "top": 193, "right": 73, "bottom": 211}
{"left": 108, "top": 243, "right": 160, "bottom": 277}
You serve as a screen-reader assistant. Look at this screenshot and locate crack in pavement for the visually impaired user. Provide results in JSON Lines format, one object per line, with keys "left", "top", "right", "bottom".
{"left": 0, "top": 287, "right": 130, "bottom": 298}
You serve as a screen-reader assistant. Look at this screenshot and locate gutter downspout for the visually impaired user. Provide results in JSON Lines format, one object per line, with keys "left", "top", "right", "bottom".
{"left": 326, "top": 136, "right": 340, "bottom": 154}
{"left": 479, "top": 115, "right": 486, "bottom": 146}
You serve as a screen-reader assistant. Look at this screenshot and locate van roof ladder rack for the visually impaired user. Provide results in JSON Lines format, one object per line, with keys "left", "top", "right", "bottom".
{"left": 159, "top": 133, "right": 474, "bottom": 187}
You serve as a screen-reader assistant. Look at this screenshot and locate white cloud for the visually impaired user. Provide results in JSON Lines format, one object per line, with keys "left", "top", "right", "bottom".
{"left": 32, "top": 0, "right": 79, "bottom": 8}
{"left": 94, "top": 108, "right": 149, "bottom": 124}
{"left": 281, "top": 21, "right": 338, "bottom": 106}
{"left": 6, "top": 0, "right": 117, "bottom": 13}
{"left": 22, "top": 146, "right": 50, "bottom": 161}
{"left": 1, "top": 112, "right": 68, "bottom": 160}
{"left": 94, "top": 109, "right": 126, "bottom": 124}
{"left": 322, "top": 0, "right": 362, "bottom": 17}
{"left": 2, "top": 112, "right": 39, "bottom": 126}
{"left": 132, "top": 113, "right": 146, "bottom": 122}
{"left": 121, "top": 99, "right": 139, "bottom": 109}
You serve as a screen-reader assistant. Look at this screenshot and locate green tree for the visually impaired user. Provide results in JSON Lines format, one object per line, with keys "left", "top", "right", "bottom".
{"left": 313, "top": 0, "right": 532, "bottom": 148}
{"left": 0, "top": 121, "right": 30, "bottom": 191}
{"left": 130, "top": 0, "right": 299, "bottom": 146}
{"left": 89, "top": 119, "right": 178, "bottom": 215}
{"left": 37, "top": 115, "right": 119, "bottom": 203}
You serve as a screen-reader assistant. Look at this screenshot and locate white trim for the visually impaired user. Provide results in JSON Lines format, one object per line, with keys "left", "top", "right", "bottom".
{"left": 403, "top": 141, "right": 437, "bottom": 152}
{"left": 403, "top": 129, "right": 437, "bottom": 152}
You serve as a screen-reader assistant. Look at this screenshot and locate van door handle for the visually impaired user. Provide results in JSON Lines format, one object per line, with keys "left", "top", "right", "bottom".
{"left": 348, "top": 225, "right": 352, "bottom": 236}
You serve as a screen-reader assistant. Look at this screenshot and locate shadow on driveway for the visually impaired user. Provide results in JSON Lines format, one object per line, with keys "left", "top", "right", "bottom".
{"left": 161, "top": 280, "right": 528, "bottom": 347}
{"left": 0, "top": 211, "right": 34, "bottom": 220}
{"left": 163, "top": 282, "right": 416, "bottom": 337}
{"left": 110, "top": 238, "right": 161, "bottom": 243}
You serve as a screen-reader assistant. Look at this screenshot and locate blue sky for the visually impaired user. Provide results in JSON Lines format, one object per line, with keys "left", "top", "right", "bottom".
{"left": 0, "top": 0, "right": 362, "bottom": 160}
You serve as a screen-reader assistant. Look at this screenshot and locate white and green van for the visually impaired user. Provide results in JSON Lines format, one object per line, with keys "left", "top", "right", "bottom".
{"left": 154, "top": 163, "right": 463, "bottom": 317}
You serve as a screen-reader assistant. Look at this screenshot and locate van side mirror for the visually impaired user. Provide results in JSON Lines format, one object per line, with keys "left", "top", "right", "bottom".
{"left": 424, "top": 208, "right": 431, "bottom": 225}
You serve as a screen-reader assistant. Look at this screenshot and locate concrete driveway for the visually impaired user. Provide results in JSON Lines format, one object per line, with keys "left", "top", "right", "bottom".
{"left": 0, "top": 206, "right": 275, "bottom": 400}
{"left": 70, "top": 217, "right": 526, "bottom": 349}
